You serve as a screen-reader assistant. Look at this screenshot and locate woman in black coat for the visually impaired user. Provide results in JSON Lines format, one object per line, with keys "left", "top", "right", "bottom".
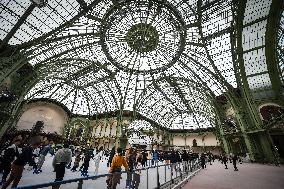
{"left": 107, "top": 147, "right": 116, "bottom": 167}
{"left": 200, "top": 153, "right": 206, "bottom": 169}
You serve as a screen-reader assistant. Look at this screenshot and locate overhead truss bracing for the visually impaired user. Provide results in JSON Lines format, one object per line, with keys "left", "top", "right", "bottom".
{"left": 0, "top": 0, "right": 281, "bottom": 130}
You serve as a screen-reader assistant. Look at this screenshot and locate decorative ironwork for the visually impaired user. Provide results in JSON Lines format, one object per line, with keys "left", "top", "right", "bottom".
{"left": 100, "top": 0, "right": 186, "bottom": 73}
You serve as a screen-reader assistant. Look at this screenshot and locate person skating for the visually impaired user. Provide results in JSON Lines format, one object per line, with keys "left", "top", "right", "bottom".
{"left": 0, "top": 137, "right": 21, "bottom": 185}
{"left": 81, "top": 147, "right": 94, "bottom": 176}
{"left": 1, "top": 136, "right": 41, "bottom": 189}
{"left": 107, "top": 147, "right": 115, "bottom": 167}
{"left": 71, "top": 150, "right": 81, "bottom": 172}
{"left": 35, "top": 140, "right": 53, "bottom": 173}
{"left": 52, "top": 142, "right": 72, "bottom": 189}
{"left": 94, "top": 146, "right": 103, "bottom": 175}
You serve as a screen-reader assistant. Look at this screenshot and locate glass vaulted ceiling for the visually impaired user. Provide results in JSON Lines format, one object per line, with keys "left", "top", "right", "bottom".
{"left": 0, "top": 0, "right": 276, "bottom": 130}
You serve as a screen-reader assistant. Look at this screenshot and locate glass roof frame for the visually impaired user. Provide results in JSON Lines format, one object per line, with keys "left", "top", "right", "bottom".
{"left": 0, "top": 0, "right": 280, "bottom": 130}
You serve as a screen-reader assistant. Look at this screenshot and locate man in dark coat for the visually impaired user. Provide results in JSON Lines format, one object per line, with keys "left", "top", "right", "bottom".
{"left": 181, "top": 150, "right": 189, "bottom": 172}
{"left": 232, "top": 154, "right": 238, "bottom": 171}
{"left": 200, "top": 153, "right": 206, "bottom": 169}
{"left": 107, "top": 147, "right": 116, "bottom": 167}
{"left": 81, "top": 148, "right": 94, "bottom": 176}
{"left": 142, "top": 150, "right": 148, "bottom": 167}
{"left": 222, "top": 155, "right": 228, "bottom": 169}
{"left": 207, "top": 153, "right": 212, "bottom": 165}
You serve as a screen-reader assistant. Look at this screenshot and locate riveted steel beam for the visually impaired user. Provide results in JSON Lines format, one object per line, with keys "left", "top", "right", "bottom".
{"left": 0, "top": 3, "right": 36, "bottom": 50}
{"left": 265, "top": 0, "right": 284, "bottom": 99}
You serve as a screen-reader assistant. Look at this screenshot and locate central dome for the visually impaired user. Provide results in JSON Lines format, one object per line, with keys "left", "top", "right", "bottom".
{"left": 126, "top": 23, "right": 159, "bottom": 53}
{"left": 100, "top": 0, "right": 186, "bottom": 73}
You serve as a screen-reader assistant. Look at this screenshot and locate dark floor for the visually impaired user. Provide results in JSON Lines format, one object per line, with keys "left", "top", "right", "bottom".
{"left": 182, "top": 161, "right": 284, "bottom": 189}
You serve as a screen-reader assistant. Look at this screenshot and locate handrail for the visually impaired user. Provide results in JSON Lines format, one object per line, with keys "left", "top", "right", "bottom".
{"left": 13, "top": 159, "right": 201, "bottom": 189}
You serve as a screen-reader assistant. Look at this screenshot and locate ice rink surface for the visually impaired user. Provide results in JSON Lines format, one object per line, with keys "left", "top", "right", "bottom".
{"left": 1, "top": 155, "right": 183, "bottom": 189}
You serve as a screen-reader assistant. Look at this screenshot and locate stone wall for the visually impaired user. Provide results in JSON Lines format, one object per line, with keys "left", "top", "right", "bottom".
{"left": 172, "top": 133, "right": 219, "bottom": 147}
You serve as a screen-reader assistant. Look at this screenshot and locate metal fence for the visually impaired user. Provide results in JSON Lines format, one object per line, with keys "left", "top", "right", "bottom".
{"left": 13, "top": 160, "right": 201, "bottom": 189}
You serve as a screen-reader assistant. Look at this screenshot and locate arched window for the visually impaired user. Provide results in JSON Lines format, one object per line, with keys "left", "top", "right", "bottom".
{"left": 260, "top": 105, "right": 283, "bottom": 121}
{"left": 76, "top": 127, "right": 83, "bottom": 138}
{"left": 193, "top": 139, "right": 197, "bottom": 147}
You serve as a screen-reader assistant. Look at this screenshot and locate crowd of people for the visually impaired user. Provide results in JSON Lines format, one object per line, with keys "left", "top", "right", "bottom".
{"left": 0, "top": 135, "right": 243, "bottom": 189}
{"left": 199, "top": 152, "right": 243, "bottom": 171}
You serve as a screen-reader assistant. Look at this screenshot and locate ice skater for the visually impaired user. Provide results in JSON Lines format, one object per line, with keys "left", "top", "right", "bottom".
{"left": 94, "top": 147, "right": 103, "bottom": 175}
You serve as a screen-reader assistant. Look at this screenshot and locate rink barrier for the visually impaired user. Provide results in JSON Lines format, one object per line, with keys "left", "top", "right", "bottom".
{"left": 12, "top": 159, "right": 201, "bottom": 189}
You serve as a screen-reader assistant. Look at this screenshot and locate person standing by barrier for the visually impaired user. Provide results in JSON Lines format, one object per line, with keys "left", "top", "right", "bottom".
{"left": 164, "top": 151, "right": 171, "bottom": 169}
{"left": 200, "top": 153, "right": 206, "bottom": 169}
{"left": 125, "top": 148, "right": 136, "bottom": 188}
{"left": 170, "top": 150, "right": 177, "bottom": 171}
{"left": 176, "top": 150, "right": 182, "bottom": 172}
{"left": 107, "top": 147, "right": 129, "bottom": 189}
{"left": 152, "top": 150, "right": 159, "bottom": 166}
{"left": 148, "top": 151, "right": 153, "bottom": 166}
{"left": 142, "top": 150, "right": 148, "bottom": 167}
{"left": 1, "top": 136, "right": 41, "bottom": 189}
{"left": 181, "top": 150, "right": 189, "bottom": 172}
{"left": 52, "top": 142, "right": 72, "bottom": 189}
{"left": 133, "top": 155, "right": 142, "bottom": 189}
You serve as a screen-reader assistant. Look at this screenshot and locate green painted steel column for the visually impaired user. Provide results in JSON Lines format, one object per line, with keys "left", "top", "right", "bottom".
{"left": 265, "top": 0, "right": 284, "bottom": 100}
{"left": 119, "top": 137, "right": 128, "bottom": 149}
{"left": 234, "top": 110, "right": 256, "bottom": 161}
{"left": 258, "top": 132, "right": 276, "bottom": 163}
{"left": 231, "top": 0, "right": 259, "bottom": 161}
{"left": 115, "top": 114, "right": 122, "bottom": 148}
{"left": 114, "top": 112, "right": 128, "bottom": 149}
{"left": 214, "top": 108, "right": 230, "bottom": 154}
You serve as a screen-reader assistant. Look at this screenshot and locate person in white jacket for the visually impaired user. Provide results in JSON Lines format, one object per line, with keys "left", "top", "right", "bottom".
{"left": 52, "top": 142, "right": 72, "bottom": 189}
{"left": 94, "top": 146, "right": 103, "bottom": 175}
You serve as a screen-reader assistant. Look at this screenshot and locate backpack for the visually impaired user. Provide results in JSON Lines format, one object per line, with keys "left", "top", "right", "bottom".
{"left": 2, "top": 145, "right": 19, "bottom": 163}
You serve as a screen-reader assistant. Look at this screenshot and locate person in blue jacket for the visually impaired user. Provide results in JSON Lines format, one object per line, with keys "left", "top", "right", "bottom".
{"left": 152, "top": 150, "right": 159, "bottom": 166}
